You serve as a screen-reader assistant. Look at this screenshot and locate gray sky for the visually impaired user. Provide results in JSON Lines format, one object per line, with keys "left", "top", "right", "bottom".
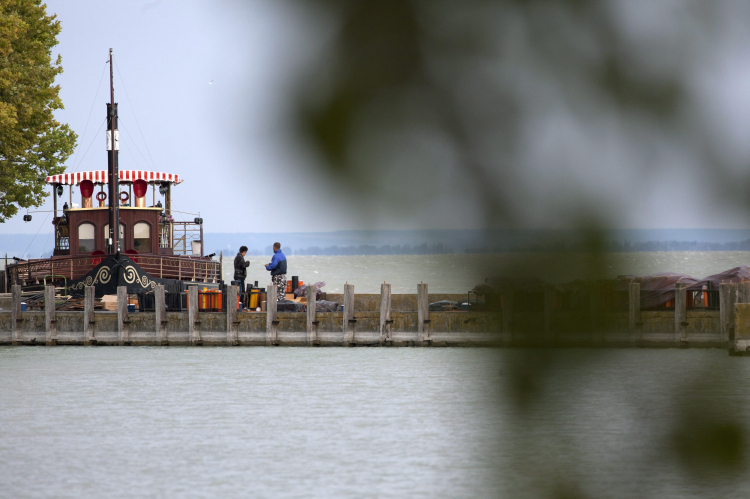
{"left": 3, "top": 0, "right": 750, "bottom": 236}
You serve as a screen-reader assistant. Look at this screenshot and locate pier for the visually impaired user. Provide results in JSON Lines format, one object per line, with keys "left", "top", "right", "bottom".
{"left": 3, "top": 281, "right": 750, "bottom": 350}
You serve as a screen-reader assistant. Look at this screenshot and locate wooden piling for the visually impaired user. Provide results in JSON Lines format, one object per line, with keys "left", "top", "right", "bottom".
{"left": 628, "top": 282, "right": 641, "bottom": 342}
{"left": 543, "top": 284, "right": 555, "bottom": 343}
{"left": 306, "top": 284, "right": 318, "bottom": 345}
{"left": 589, "top": 282, "right": 602, "bottom": 343}
{"left": 227, "top": 285, "right": 239, "bottom": 346}
{"left": 417, "top": 283, "right": 429, "bottom": 346}
{"left": 11, "top": 284, "right": 21, "bottom": 345}
{"left": 84, "top": 286, "right": 95, "bottom": 345}
{"left": 738, "top": 282, "right": 750, "bottom": 304}
{"left": 189, "top": 285, "right": 201, "bottom": 346}
{"left": 675, "top": 282, "right": 687, "bottom": 342}
{"left": 502, "top": 286, "right": 513, "bottom": 340}
{"left": 155, "top": 284, "right": 167, "bottom": 345}
{"left": 45, "top": 285, "right": 57, "bottom": 345}
{"left": 343, "top": 283, "right": 355, "bottom": 346}
{"left": 379, "top": 283, "right": 392, "bottom": 345}
{"left": 117, "top": 286, "right": 129, "bottom": 346}
{"left": 720, "top": 282, "right": 738, "bottom": 344}
{"left": 266, "top": 284, "right": 278, "bottom": 346}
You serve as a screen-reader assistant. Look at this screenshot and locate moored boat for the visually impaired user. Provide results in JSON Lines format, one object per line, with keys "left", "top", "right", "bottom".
{"left": 5, "top": 49, "right": 220, "bottom": 296}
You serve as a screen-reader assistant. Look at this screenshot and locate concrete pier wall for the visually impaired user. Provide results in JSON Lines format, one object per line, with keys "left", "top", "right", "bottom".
{"left": 0, "top": 285, "right": 734, "bottom": 347}
{"left": 0, "top": 308, "right": 724, "bottom": 347}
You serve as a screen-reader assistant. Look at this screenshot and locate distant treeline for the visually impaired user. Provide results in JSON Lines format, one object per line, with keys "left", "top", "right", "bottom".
{"left": 214, "top": 239, "right": 750, "bottom": 257}
{"left": 466, "top": 239, "right": 750, "bottom": 253}
{"left": 216, "top": 243, "right": 454, "bottom": 256}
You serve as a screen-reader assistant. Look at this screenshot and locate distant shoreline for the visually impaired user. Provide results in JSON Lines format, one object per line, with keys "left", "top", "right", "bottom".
{"left": 6, "top": 229, "right": 750, "bottom": 259}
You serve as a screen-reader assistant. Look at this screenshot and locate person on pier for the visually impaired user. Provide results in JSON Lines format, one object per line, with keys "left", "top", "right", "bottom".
{"left": 234, "top": 246, "right": 250, "bottom": 293}
{"left": 265, "top": 242, "right": 287, "bottom": 301}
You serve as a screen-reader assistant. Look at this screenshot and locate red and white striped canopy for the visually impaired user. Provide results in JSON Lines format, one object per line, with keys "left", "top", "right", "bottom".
{"left": 46, "top": 170, "right": 183, "bottom": 185}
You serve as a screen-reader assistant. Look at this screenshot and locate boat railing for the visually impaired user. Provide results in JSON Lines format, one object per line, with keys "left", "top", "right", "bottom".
{"left": 8, "top": 254, "right": 220, "bottom": 286}
{"left": 168, "top": 220, "right": 203, "bottom": 256}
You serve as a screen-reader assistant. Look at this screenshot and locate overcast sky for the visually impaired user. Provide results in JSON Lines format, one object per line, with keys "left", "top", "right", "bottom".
{"left": 4, "top": 0, "right": 750, "bottom": 236}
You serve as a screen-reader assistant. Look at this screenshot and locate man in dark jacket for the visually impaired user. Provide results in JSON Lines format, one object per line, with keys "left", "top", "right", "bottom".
{"left": 264, "top": 242, "right": 287, "bottom": 301}
{"left": 234, "top": 246, "right": 249, "bottom": 293}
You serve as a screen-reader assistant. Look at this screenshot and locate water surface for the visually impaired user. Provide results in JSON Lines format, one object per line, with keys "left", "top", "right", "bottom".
{"left": 1, "top": 347, "right": 749, "bottom": 498}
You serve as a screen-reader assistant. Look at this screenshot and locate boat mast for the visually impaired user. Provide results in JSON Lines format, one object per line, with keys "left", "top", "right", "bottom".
{"left": 107, "top": 48, "right": 120, "bottom": 254}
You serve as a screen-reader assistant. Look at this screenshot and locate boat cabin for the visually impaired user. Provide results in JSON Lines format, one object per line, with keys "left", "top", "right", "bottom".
{"left": 46, "top": 170, "right": 203, "bottom": 258}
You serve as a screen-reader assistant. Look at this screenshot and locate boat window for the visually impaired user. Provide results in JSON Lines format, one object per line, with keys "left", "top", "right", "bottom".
{"left": 78, "top": 223, "right": 96, "bottom": 253}
{"left": 103, "top": 223, "right": 125, "bottom": 241}
{"left": 134, "top": 223, "right": 151, "bottom": 253}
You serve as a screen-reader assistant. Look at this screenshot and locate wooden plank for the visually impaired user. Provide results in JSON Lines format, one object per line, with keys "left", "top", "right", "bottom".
{"left": 84, "top": 286, "right": 95, "bottom": 345}
{"left": 227, "top": 285, "right": 239, "bottom": 346}
{"left": 11, "top": 284, "right": 21, "bottom": 345}
{"left": 343, "top": 283, "right": 355, "bottom": 345}
{"left": 266, "top": 284, "right": 278, "bottom": 346}
{"left": 417, "top": 283, "right": 429, "bottom": 346}
{"left": 117, "top": 286, "right": 129, "bottom": 346}
{"left": 155, "top": 284, "right": 167, "bottom": 345}
{"left": 45, "top": 285, "right": 57, "bottom": 345}
{"left": 675, "top": 282, "right": 687, "bottom": 342}
{"left": 189, "top": 285, "right": 200, "bottom": 345}
{"left": 306, "top": 283, "right": 317, "bottom": 345}
{"left": 628, "top": 282, "right": 641, "bottom": 342}
{"left": 379, "top": 283, "right": 392, "bottom": 345}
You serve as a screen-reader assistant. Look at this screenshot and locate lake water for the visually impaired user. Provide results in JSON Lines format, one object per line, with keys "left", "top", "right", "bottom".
{"left": 1, "top": 347, "right": 750, "bottom": 498}
{"left": 5, "top": 252, "right": 750, "bottom": 497}
{"left": 225, "top": 251, "right": 750, "bottom": 293}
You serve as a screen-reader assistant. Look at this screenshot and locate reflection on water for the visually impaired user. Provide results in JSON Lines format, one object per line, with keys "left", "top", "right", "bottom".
{"left": 1, "top": 348, "right": 749, "bottom": 498}
{"left": 226, "top": 252, "right": 750, "bottom": 293}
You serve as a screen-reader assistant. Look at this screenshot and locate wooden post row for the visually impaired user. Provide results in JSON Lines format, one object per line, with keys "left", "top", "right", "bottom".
{"left": 117, "top": 285, "right": 129, "bottom": 345}
{"left": 84, "top": 285, "right": 95, "bottom": 345}
{"left": 45, "top": 285, "right": 57, "bottom": 345}
{"left": 189, "top": 285, "right": 201, "bottom": 345}
{"left": 379, "top": 283, "right": 392, "bottom": 345}
{"left": 306, "top": 283, "right": 317, "bottom": 345}
{"left": 266, "top": 284, "right": 278, "bottom": 346}
{"left": 11, "top": 284, "right": 22, "bottom": 345}
{"left": 343, "top": 283, "right": 355, "bottom": 346}
{"left": 721, "top": 282, "right": 738, "bottom": 344}
{"left": 417, "top": 283, "right": 429, "bottom": 346}
{"left": 227, "top": 285, "right": 239, "bottom": 346}
{"left": 628, "top": 282, "right": 641, "bottom": 342}
{"left": 675, "top": 282, "right": 687, "bottom": 342}
{"left": 155, "top": 284, "right": 167, "bottom": 345}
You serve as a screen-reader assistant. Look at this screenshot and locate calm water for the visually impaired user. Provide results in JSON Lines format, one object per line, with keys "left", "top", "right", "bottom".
{"left": 2, "top": 347, "right": 750, "bottom": 498}
{"left": 225, "top": 251, "right": 750, "bottom": 293}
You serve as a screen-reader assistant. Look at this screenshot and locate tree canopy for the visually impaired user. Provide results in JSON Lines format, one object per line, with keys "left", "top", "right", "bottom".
{"left": 0, "top": 0, "right": 76, "bottom": 222}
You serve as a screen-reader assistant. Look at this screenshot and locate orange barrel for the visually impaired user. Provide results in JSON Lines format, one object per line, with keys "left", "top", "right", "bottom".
{"left": 286, "top": 280, "right": 292, "bottom": 293}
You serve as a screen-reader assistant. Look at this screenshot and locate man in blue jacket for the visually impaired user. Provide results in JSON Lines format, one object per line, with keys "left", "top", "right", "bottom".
{"left": 265, "top": 242, "right": 287, "bottom": 301}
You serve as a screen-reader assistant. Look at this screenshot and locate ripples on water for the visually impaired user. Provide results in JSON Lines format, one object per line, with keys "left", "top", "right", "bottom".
{"left": 2, "top": 348, "right": 750, "bottom": 498}
{"left": 226, "top": 252, "right": 750, "bottom": 293}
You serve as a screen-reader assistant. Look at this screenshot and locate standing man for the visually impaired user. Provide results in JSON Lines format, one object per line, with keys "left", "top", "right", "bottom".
{"left": 234, "top": 245, "right": 250, "bottom": 294}
{"left": 265, "top": 242, "right": 287, "bottom": 302}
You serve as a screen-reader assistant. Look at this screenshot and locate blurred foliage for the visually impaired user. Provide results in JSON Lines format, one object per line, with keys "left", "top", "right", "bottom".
{"left": 287, "top": 0, "right": 749, "bottom": 497}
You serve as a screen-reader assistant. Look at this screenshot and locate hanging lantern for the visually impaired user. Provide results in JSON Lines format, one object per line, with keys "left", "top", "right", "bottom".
{"left": 56, "top": 185, "right": 63, "bottom": 197}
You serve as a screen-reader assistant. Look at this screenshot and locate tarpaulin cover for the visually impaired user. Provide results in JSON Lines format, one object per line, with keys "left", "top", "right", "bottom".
{"left": 473, "top": 265, "right": 750, "bottom": 309}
